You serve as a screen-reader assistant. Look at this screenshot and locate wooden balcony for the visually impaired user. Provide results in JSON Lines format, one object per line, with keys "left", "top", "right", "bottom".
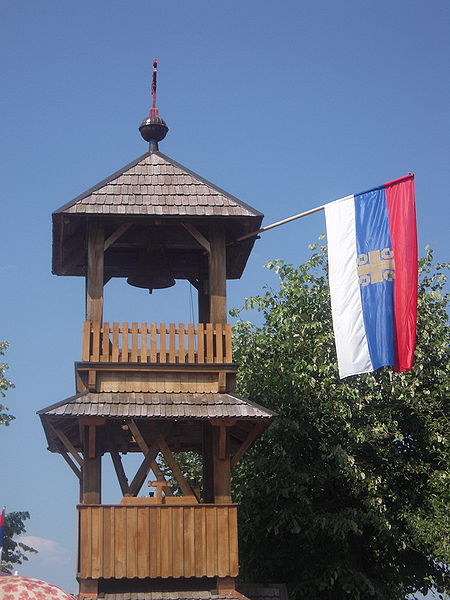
{"left": 78, "top": 503, "right": 238, "bottom": 580}
{"left": 78, "top": 322, "right": 236, "bottom": 394}
{"left": 82, "top": 322, "right": 233, "bottom": 365}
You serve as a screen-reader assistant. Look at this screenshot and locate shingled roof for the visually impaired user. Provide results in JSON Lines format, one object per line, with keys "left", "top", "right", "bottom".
{"left": 38, "top": 391, "right": 276, "bottom": 420}
{"left": 55, "top": 150, "right": 262, "bottom": 218}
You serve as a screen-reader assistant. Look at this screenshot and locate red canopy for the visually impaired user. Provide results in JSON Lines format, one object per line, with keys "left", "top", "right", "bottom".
{"left": 0, "top": 576, "right": 74, "bottom": 599}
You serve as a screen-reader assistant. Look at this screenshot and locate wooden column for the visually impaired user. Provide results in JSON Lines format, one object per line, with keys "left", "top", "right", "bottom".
{"left": 81, "top": 425, "right": 101, "bottom": 504}
{"left": 198, "top": 279, "right": 210, "bottom": 323}
{"left": 86, "top": 220, "right": 104, "bottom": 322}
{"left": 209, "top": 226, "right": 227, "bottom": 324}
{"left": 213, "top": 424, "right": 231, "bottom": 504}
{"left": 202, "top": 422, "right": 214, "bottom": 503}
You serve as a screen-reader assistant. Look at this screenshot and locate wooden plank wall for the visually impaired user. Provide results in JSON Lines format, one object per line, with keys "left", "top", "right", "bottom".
{"left": 82, "top": 322, "right": 233, "bottom": 365}
{"left": 97, "top": 371, "right": 219, "bottom": 393}
{"left": 78, "top": 504, "right": 238, "bottom": 580}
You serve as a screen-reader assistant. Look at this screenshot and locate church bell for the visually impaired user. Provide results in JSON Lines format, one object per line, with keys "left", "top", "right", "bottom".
{"left": 126, "top": 244, "right": 175, "bottom": 293}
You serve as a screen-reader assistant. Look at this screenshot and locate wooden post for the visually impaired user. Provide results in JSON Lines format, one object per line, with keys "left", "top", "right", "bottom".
{"left": 198, "top": 279, "right": 210, "bottom": 323}
{"left": 212, "top": 425, "right": 231, "bottom": 504}
{"left": 81, "top": 425, "right": 101, "bottom": 504}
{"left": 202, "top": 422, "right": 214, "bottom": 503}
{"left": 86, "top": 220, "right": 104, "bottom": 322}
{"left": 209, "top": 226, "right": 227, "bottom": 324}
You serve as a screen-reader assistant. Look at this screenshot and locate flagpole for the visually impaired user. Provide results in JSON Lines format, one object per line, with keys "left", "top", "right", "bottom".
{"left": 235, "top": 204, "right": 325, "bottom": 242}
{"left": 234, "top": 173, "right": 414, "bottom": 243}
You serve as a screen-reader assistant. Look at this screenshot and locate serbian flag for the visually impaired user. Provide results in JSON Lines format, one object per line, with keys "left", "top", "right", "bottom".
{"left": 0, "top": 507, "right": 5, "bottom": 558}
{"left": 325, "top": 174, "right": 417, "bottom": 378}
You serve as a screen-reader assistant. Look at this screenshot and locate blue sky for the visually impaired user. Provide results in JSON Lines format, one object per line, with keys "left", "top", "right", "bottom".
{"left": 0, "top": 0, "right": 448, "bottom": 595}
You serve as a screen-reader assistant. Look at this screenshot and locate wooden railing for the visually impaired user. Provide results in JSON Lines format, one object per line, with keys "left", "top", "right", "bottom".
{"left": 82, "top": 322, "right": 233, "bottom": 364}
{"left": 78, "top": 504, "right": 238, "bottom": 580}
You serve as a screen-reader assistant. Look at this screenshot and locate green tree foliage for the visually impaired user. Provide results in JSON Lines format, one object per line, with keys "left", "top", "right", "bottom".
{"left": 0, "top": 341, "right": 14, "bottom": 426}
{"left": 230, "top": 244, "right": 449, "bottom": 600}
{"left": 0, "top": 342, "right": 37, "bottom": 573}
{"left": 1, "top": 512, "right": 37, "bottom": 574}
{"left": 158, "top": 451, "right": 203, "bottom": 496}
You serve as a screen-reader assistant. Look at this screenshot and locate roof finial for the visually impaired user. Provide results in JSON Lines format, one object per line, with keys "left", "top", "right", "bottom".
{"left": 139, "top": 57, "right": 168, "bottom": 151}
{"left": 150, "top": 58, "right": 158, "bottom": 117}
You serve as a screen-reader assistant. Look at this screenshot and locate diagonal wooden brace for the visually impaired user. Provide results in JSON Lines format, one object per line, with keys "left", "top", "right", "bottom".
{"left": 148, "top": 423, "right": 197, "bottom": 499}
{"left": 128, "top": 420, "right": 173, "bottom": 496}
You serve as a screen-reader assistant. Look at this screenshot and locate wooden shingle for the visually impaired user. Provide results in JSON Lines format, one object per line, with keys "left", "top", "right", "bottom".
{"left": 55, "top": 151, "right": 262, "bottom": 219}
{"left": 39, "top": 392, "right": 276, "bottom": 420}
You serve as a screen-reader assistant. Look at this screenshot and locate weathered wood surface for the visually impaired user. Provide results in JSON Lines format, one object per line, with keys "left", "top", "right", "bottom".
{"left": 82, "top": 322, "right": 233, "bottom": 364}
{"left": 78, "top": 503, "right": 238, "bottom": 579}
{"left": 96, "top": 370, "right": 219, "bottom": 393}
{"left": 86, "top": 221, "right": 104, "bottom": 322}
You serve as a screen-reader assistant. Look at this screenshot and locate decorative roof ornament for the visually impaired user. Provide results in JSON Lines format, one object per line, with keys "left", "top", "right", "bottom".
{"left": 139, "top": 58, "right": 169, "bottom": 150}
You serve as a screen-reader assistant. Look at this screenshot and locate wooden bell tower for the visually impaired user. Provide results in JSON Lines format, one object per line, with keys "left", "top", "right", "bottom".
{"left": 39, "top": 65, "right": 275, "bottom": 600}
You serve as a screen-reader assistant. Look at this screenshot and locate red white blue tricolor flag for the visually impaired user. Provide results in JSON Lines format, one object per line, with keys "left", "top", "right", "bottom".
{"left": 325, "top": 174, "right": 417, "bottom": 378}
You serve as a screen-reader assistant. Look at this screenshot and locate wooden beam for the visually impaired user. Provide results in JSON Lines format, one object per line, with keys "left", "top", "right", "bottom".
{"left": 182, "top": 223, "right": 211, "bottom": 254}
{"left": 209, "top": 226, "right": 227, "bottom": 324}
{"left": 128, "top": 419, "right": 149, "bottom": 454}
{"left": 231, "top": 423, "right": 265, "bottom": 469}
{"left": 88, "top": 425, "right": 96, "bottom": 459}
{"left": 148, "top": 424, "right": 196, "bottom": 498}
{"left": 104, "top": 223, "right": 132, "bottom": 251}
{"left": 86, "top": 220, "right": 104, "bottom": 322}
{"left": 202, "top": 422, "right": 214, "bottom": 504}
{"left": 198, "top": 279, "right": 210, "bottom": 323}
{"left": 50, "top": 423, "right": 84, "bottom": 467}
{"left": 128, "top": 440, "right": 161, "bottom": 497}
{"left": 128, "top": 420, "right": 173, "bottom": 495}
{"left": 213, "top": 423, "right": 231, "bottom": 504}
{"left": 218, "top": 425, "right": 227, "bottom": 460}
{"left": 60, "top": 449, "right": 81, "bottom": 479}
{"left": 110, "top": 451, "right": 130, "bottom": 496}
{"left": 81, "top": 425, "right": 101, "bottom": 504}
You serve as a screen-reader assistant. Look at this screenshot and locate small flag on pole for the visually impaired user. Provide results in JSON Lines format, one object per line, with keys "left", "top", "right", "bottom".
{"left": 0, "top": 507, "right": 5, "bottom": 559}
{"left": 325, "top": 174, "right": 417, "bottom": 378}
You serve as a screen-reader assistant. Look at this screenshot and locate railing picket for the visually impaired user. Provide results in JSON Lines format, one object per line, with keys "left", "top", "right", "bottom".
{"left": 224, "top": 323, "right": 232, "bottom": 363}
{"left": 215, "top": 324, "right": 223, "bottom": 363}
{"left": 187, "top": 323, "right": 195, "bottom": 363}
{"left": 150, "top": 323, "right": 157, "bottom": 362}
{"left": 178, "top": 324, "right": 185, "bottom": 363}
{"left": 197, "top": 324, "right": 204, "bottom": 363}
{"left": 82, "top": 321, "right": 91, "bottom": 361}
{"left": 140, "top": 323, "right": 148, "bottom": 363}
{"left": 92, "top": 321, "right": 101, "bottom": 362}
{"left": 121, "top": 322, "right": 128, "bottom": 363}
{"left": 131, "top": 322, "right": 138, "bottom": 362}
{"left": 112, "top": 323, "right": 119, "bottom": 362}
{"left": 206, "top": 324, "right": 213, "bottom": 364}
{"left": 101, "top": 322, "right": 110, "bottom": 362}
{"left": 168, "top": 323, "right": 176, "bottom": 363}
{"left": 159, "top": 323, "right": 166, "bottom": 363}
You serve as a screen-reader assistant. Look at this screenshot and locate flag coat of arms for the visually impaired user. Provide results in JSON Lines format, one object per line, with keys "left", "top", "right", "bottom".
{"left": 325, "top": 175, "right": 417, "bottom": 378}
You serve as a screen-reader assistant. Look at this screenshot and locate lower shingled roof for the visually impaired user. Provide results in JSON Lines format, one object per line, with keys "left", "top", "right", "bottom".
{"left": 38, "top": 392, "right": 276, "bottom": 420}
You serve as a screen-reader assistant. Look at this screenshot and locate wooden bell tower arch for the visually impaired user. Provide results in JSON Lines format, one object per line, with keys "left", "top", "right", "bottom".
{"left": 39, "top": 74, "right": 276, "bottom": 600}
